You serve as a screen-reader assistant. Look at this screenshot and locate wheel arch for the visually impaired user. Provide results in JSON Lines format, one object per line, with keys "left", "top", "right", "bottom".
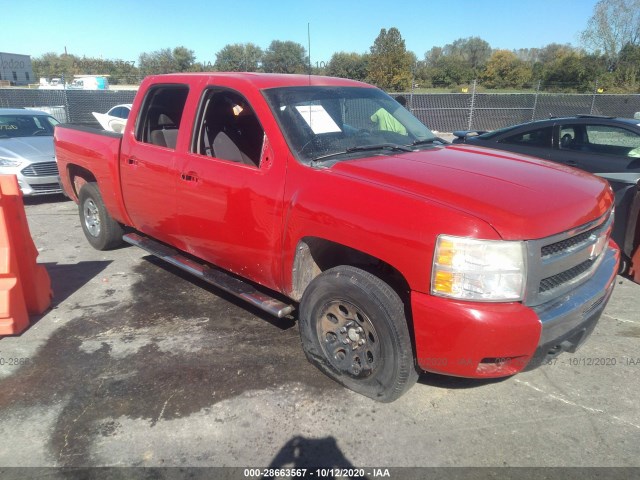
{"left": 66, "top": 164, "right": 97, "bottom": 201}
{"left": 290, "top": 237, "right": 412, "bottom": 310}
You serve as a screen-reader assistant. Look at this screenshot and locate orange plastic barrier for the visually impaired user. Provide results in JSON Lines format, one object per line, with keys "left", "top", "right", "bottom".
{"left": 630, "top": 245, "right": 640, "bottom": 284}
{"left": 0, "top": 175, "right": 52, "bottom": 335}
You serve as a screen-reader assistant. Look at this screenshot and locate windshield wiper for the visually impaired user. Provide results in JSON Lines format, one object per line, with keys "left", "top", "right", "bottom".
{"left": 409, "top": 138, "right": 445, "bottom": 147}
{"left": 311, "top": 143, "right": 413, "bottom": 165}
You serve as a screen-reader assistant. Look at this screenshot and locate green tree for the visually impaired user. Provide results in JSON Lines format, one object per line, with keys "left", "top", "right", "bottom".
{"left": 32, "top": 52, "right": 77, "bottom": 83}
{"left": 138, "top": 46, "right": 195, "bottom": 75}
{"left": 173, "top": 46, "right": 196, "bottom": 72}
{"left": 542, "top": 51, "right": 590, "bottom": 90}
{"left": 444, "top": 37, "right": 492, "bottom": 72}
{"left": 536, "top": 47, "right": 605, "bottom": 91}
{"left": 609, "top": 43, "right": 640, "bottom": 90}
{"left": 419, "top": 55, "right": 474, "bottom": 87}
{"left": 138, "top": 48, "right": 175, "bottom": 75}
{"left": 215, "top": 43, "right": 263, "bottom": 71}
{"left": 514, "top": 48, "right": 538, "bottom": 63}
{"left": 581, "top": 0, "right": 640, "bottom": 68}
{"left": 32, "top": 52, "right": 142, "bottom": 85}
{"left": 536, "top": 43, "right": 574, "bottom": 65}
{"left": 326, "top": 52, "right": 368, "bottom": 81}
{"left": 367, "top": 27, "right": 413, "bottom": 91}
{"left": 262, "top": 40, "right": 307, "bottom": 74}
{"left": 424, "top": 46, "right": 444, "bottom": 65}
{"left": 418, "top": 38, "right": 490, "bottom": 88}
{"left": 481, "top": 50, "right": 531, "bottom": 89}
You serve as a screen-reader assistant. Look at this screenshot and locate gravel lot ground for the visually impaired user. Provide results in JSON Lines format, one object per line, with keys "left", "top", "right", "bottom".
{"left": 0, "top": 194, "right": 638, "bottom": 477}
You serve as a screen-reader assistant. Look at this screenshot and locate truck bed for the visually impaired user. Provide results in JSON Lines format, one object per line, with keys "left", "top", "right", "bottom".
{"left": 55, "top": 124, "right": 126, "bottom": 223}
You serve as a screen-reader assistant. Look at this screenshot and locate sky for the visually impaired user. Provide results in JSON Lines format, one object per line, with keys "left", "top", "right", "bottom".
{"left": 4, "top": 0, "right": 600, "bottom": 66}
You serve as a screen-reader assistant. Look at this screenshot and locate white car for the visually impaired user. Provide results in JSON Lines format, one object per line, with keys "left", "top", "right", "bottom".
{"left": 92, "top": 104, "right": 132, "bottom": 133}
{"left": 106, "top": 104, "right": 132, "bottom": 119}
{"left": 0, "top": 108, "right": 62, "bottom": 196}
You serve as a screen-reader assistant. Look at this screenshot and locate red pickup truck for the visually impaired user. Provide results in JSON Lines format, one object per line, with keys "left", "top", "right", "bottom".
{"left": 55, "top": 73, "right": 620, "bottom": 402}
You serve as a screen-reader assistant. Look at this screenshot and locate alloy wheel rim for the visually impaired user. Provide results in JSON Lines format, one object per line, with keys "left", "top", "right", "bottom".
{"left": 83, "top": 199, "right": 101, "bottom": 237}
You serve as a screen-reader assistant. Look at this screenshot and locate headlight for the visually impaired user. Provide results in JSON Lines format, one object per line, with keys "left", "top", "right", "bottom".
{"left": 431, "top": 235, "right": 526, "bottom": 302}
{"left": 0, "top": 157, "right": 23, "bottom": 167}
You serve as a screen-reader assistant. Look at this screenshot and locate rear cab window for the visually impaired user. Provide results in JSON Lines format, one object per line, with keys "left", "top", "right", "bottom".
{"left": 135, "top": 85, "right": 189, "bottom": 149}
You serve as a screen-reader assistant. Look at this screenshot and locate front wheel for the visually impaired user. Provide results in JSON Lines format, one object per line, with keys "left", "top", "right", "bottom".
{"left": 78, "top": 182, "right": 124, "bottom": 250}
{"left": 299, "top": 266, "right": 419, "bottom": 402}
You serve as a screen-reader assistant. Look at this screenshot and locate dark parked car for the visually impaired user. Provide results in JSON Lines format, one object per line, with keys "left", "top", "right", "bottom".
{"left": 453, "top": 115, "right": 640, "bottom": 278}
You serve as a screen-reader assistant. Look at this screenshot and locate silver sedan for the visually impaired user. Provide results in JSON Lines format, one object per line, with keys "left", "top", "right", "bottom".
{"left": 0, "top": 108, "right": 62, "bottom": 196}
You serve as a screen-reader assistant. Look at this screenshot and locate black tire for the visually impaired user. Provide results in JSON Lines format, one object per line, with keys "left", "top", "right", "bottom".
{"left": 619, "top": 253, "right": 630, "bottom": 275}
{"left": 299, "top": 266, "right": 419, "bottom": 402}
{"left": 78, "top": 182, "right": 124, "bottom": 250}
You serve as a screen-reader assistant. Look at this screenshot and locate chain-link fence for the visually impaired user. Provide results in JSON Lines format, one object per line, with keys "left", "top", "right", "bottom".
{"left": 401, "top": 87, "right": 640, "bottom": 133}
{"left": 0, "top": 89, "right": 136, "bottom": 125}
{"left": 1, "top": 86, "right": 639, "bottom": 132}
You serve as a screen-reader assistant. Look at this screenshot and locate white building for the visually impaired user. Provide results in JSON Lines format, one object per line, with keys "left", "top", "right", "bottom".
{"left": 0, "top": 52, "right": 35, "bottom": 86}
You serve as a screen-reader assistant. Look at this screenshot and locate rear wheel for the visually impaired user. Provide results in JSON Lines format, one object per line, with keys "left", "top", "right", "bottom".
{"left": 78, "top": 182, "right": 124, "bottom": 250}
{"left": 299, "top": 266, "right": 418, "bottom": 402}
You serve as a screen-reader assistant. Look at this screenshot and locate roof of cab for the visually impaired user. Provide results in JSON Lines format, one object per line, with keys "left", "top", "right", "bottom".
{"left": 142, "top": 72, "right": 373, "bottom": 90}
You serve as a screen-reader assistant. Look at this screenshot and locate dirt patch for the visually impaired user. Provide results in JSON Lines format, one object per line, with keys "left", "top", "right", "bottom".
{"left": 0, "top": 256, "right": 338, "bottom": 466}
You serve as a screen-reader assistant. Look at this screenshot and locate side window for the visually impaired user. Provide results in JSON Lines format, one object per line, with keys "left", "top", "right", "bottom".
{"left": 135, "top": 85, "right": 189, "bottom": 149}
{"left": 585, "top": 125, "right": 640, "bottom": 157}
{"left": 192, "top": 89, "right": 264, "bottom": 167}
{"left": 501, "top": 127, "right": 553, "bottom": 148}
{"left": 559, "top": 125, "right": 578, "bottom": 149}
{"left": 110, "top": 107, "right": 126, "bottom": 119}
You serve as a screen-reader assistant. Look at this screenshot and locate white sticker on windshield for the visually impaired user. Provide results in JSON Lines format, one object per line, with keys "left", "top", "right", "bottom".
{"left": 296, "top": 105, "right": 341, "bottom": 134}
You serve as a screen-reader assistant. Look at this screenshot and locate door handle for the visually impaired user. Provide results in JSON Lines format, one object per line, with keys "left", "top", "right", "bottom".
{"left": 180, "top": 172, "right": 199, "bottom": 183}
{"left": 126, "top": 157, "right": 138, "bottom": 166}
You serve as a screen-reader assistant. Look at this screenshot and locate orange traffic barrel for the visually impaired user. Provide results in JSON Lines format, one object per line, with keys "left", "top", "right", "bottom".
{"left": 0, "top": 175, "right": 52, "bottom": 335}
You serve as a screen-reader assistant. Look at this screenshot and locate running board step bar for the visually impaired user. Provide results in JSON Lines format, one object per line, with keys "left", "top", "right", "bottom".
{"left": 123, "top": 233, "right": 295, "bottom": 318}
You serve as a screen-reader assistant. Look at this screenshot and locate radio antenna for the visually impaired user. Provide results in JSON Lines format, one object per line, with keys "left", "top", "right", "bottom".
{"left": 308, "top": 22, "right": 312, "bottom": 82}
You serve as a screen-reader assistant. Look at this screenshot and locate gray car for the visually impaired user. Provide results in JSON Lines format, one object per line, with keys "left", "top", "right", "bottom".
{"left": 0, "top": 108, "right": 62, "bottom": 196}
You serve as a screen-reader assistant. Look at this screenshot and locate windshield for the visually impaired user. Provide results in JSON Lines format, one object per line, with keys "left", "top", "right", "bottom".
{"left": 0, "top": 114, "right": 59, "bottom": 138}
{"left": 263, "top": 86, "right": 437, "bottom": 164}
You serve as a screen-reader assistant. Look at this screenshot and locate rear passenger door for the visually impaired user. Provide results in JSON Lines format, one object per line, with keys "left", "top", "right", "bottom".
{"left": 120, "top": 84, "right": 189, "bottom": 245}
{"left": 552, "top": 122, "right": 640, "bottom": 174}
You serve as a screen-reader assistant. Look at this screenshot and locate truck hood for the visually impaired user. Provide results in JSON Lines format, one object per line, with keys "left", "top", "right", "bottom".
{"left": 0, "top": 137, "right": 55, "bottom": 163}
{"left": 330, "top": 145, "right": 613, "bottom": 240}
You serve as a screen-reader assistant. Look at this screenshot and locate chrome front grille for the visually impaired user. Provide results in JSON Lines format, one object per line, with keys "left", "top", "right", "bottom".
{"left": 539, "top": 259, "right": 594, "bottom": 293}
{"left": 540, "top": 227, "right": 598, "bottom": 258}
{"left": 524, "top": 209, "right": 614, "bottom": 307}
{"left": 21, "top": 161, "right": 59, "bottom": 177}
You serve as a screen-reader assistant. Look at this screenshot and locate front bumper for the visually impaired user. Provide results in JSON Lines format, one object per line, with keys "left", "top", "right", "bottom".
{"left": 411, "top": 242, "right": 619, "bottom": 378}
{"left": 525, "top": 243, "right": 618, "bottom": 369}
{"left": 18, "top": 172, "right": 62, "bottom": 196}
{"left": 1, "top": 167, "right": 63, "bottom": 196}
